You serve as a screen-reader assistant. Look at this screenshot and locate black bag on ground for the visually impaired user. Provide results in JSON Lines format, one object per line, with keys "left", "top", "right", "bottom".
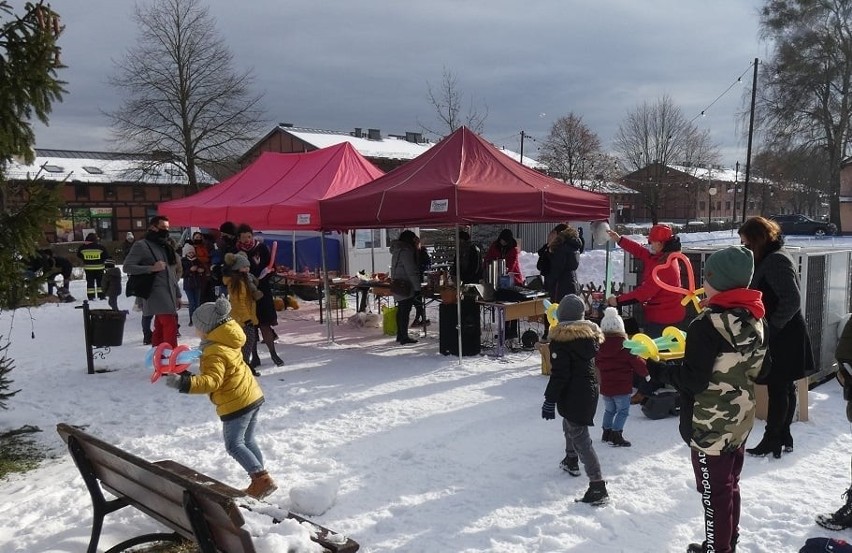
{"left": 799, "top": 537, "right": 852, "bottom": 553}
{"left": 641, "top": 389, "right": 680, "bottom": 420}
{"left": 125, "top": 273, "right": 155, "bottom": 299}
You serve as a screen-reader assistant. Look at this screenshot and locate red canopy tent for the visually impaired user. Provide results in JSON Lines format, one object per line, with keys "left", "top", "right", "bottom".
{"left": 158, "top": 142, "right": 385, "bottom": 230}
{"left": 318, "top": 126, "right": 610, "bottom": 228}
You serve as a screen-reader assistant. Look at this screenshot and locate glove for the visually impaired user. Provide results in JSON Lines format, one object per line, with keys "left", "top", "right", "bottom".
{"left": 165, "top": 373, "right": 183, "bottom": 390}
{"left": 541, "top": 401, "right": 556, "bottom": 420}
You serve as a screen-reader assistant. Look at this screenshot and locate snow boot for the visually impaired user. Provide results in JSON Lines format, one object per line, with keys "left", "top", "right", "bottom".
{"left": 601, "top": 428, "right": 612, "bottom": 443}
{"left": 816, "top": 487, "right": 852, "bottom": 531}
{"left": 267, "top": 343, "right": 284, "bottom": 367}
{"left": 609, "top": 430, "right": 632, "bottom": 447}
{"left": 244, "top": 470, "right": 278, "bottom": 500}
{"left": 559, "top": 455, "right": 581, "bottom": 477}
{"left": 575, "top": 480, "right": 608, "bottom": 506}
{"left": 745, "top": 433, "right": 782, "bottom": 459}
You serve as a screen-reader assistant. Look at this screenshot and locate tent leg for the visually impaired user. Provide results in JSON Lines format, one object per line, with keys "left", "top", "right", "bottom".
{"left": 320, "top": 232, "right": 334, "bottom": 343}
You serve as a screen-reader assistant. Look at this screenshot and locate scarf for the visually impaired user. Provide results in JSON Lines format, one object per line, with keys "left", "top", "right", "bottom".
{"left": 706, "top": 288, "right": 765, "bottom": 320}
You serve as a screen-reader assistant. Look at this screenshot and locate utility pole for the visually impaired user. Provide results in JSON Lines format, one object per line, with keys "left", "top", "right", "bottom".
{"left": 732, "top": 161, "right": 739, "bottom": 224}
{"left": 519, "top": 130, "right": 525, "bottom": 166}
{"left": 742, "top": 58, "right": 758, "bottom": 222}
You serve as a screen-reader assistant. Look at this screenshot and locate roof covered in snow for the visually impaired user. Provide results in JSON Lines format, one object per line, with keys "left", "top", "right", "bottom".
{"left": 4, "top": 149, "right": 216, "bottom": 186}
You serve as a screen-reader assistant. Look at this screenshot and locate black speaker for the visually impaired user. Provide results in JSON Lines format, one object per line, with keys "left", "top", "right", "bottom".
{"left": 439, "top": 300, "right": 481, "bottom": 356}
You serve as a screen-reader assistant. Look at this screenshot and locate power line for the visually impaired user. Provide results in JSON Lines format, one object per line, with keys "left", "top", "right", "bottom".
{"left": 688, "top": 61, "right": 756, "bottom": 124}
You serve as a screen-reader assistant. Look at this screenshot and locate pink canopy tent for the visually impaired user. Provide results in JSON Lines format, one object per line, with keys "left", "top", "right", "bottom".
{"left": 318, "top": 126, "right": 610, "bottom": 228}
{"left": 158, "top": 142, "right": 385, "bottom": 230}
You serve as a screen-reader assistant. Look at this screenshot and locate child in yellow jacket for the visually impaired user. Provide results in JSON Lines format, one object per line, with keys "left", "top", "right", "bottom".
{"left": 165, "top": 297, "right": 276, "bottom": 499}
{"left": 223, "top": 251, "right": 263, "bottom": 376}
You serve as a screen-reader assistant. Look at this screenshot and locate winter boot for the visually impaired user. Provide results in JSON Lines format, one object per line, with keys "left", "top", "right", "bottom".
{"left": 244, "top": 470, "right": 278, "bottom": 500}
{"left": 575, "top": 480, "right": 608, "bottom": 506}
{"left": 745, "top": 433, "right": 782, "bottom": 459}
{"left": 782, "top": 430, "right": 794, "bottom": 453}
{"left": 687, "top": 540, "right": 737, "bottom": 553}
{"left": 609, "top": 430, "right": 632, "bottom": 447}
{"left": 559, "top": 455, "right": 581, "bottom": 477}
{"left": 267, "top": 343, "right": 284, "bottom": 367}
{"left": 601, "top": 428, "right": 612, "bottom": 443}
{"left": 816, "top": 487, "right": 852, "bottom": 531}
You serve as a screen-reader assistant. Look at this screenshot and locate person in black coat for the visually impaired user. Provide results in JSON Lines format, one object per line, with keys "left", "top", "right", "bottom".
{"left": 739, "top": 216, "right": 815, "bottom": 458}
{"left": 453, "top": 230, "right": 483, "bottom": 284}
{"left": 235, "top": 224, "right": 282, "bottom": 367}
{"left": 537, "top": 224, "right": 567, "bottom": 294}
{"left": 544, "top": 225, "right": 583, "bottom": 302}
{"left": 541, "top": 294, "right": 608, "bottom": 505}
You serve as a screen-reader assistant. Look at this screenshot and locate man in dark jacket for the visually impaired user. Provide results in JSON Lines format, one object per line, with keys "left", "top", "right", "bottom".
{"left": 77, "top": 233, "right": 109, "bottom": 300}
{"left": 453, "top": 230, "right": 482, "bottom": 284}
{"left": 124, "top": 216, "right": 181, "bottom": 347}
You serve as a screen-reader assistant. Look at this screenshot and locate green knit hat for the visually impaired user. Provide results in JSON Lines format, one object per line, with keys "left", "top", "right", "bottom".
{"left": 704, "top": 246, "right": 754, "bottom": 292}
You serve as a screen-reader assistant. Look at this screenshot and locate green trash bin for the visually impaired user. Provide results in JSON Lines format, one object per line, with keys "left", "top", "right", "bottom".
{"left": 89, "top": 309, "right": 127, "bottom": 347}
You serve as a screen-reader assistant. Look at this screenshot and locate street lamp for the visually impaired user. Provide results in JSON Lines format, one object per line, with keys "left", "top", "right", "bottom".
{"left": 708, "top": 186, "right": 718, "bottom": 226}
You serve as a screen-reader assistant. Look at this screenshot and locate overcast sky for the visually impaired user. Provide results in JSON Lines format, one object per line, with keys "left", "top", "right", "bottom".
{"left": 26, "top": 0, "right": 768, "bottom": 169}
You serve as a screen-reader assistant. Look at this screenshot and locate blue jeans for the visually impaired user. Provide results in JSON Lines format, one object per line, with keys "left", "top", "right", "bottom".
{"left": 602, "top": 394, "right": 631, "bottom": 432}
{"left": 222, "top": 406, "right": 264, "bottom": 475}
{"left": 185, "top": 288, "right": 201, "bottom": 321}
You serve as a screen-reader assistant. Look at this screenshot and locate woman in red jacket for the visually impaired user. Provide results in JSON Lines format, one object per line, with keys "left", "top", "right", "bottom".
{"left": 605, "top": 224, "right": 686, "bottom": 337}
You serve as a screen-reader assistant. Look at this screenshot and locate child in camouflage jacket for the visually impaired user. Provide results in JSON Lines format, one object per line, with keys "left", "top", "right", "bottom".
{"left": 648, "top": 246, "right": 768, "bottom": 553}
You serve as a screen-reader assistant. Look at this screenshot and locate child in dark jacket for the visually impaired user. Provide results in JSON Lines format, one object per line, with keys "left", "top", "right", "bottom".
{"left": 596, "top": 307, "right": 648, "bottom": 447}
{"left": 648, "top": 246, "right": 767, "bottom": 553}
{"left": 541, "top": 294, "right": 608, "bottom": 505}
{"left": 102, "top": 259, "right": 122, "bottom": 310}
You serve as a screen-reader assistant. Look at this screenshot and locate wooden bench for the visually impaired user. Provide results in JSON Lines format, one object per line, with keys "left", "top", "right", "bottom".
{"left": 57, "top": 423, "right": 359, "bottom": 553}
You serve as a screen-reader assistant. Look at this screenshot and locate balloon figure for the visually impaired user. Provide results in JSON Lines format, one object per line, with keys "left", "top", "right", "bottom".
{"left": 623, "top": 326, "right": 687, "bottom": 361}
{"left": 147, "top": 343, "right": 201, "bottom": 383}
{"left": 649, "top": 251, "right": 705, "bottom": 314}
{"left": 542, "top": 299, "right": 560, "bottom": 328}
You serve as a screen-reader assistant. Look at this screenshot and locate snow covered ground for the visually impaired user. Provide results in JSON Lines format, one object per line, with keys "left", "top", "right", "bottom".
{"left": 1, "top": 231, "right": 852, "bottom": 552}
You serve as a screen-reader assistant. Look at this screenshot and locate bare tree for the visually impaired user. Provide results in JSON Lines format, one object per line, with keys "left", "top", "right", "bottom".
{"left": 538, "top": 113, "right": 602, "bottom": 184}
{"left": 108, "top": 0, "right": 266, "bottom": 192}
{"left": 421, "top": 67, "right": 487, "bottom": 137}
{"left": 754, "top": 0, "right": 852, "bottom": 231}
{"left": 615, "top": 95, "right": 719, "bottom": 222}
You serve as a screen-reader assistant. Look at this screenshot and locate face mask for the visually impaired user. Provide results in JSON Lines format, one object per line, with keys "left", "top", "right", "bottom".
{"left": 157, "top": 229, "right": 170, "bottom": 239}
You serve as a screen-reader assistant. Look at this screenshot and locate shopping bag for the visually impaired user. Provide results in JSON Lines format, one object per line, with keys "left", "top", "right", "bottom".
{"left": 382, "top": 305, "right": 398, "bottom": 336}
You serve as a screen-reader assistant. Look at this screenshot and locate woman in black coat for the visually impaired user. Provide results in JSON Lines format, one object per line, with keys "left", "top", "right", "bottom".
{"left": 739, "top": 216, "right": 815, "bottom": 458}
{"left": 544, "top": 225, "right": 583, "bottom": 301}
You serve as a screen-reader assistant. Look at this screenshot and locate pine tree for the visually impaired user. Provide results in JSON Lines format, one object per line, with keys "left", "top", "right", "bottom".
{"left": 0, "top": 1, "right": 65, "bottom": 409}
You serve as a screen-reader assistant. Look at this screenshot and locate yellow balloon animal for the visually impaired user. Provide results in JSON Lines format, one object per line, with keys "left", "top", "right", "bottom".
{"left": 623, "top": 326, "right": 686, "bottom": 361}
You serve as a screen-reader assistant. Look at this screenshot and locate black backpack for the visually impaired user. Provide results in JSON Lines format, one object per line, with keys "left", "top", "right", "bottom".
{"left": 641, "top": 389, "right": 680, "bottom": 420}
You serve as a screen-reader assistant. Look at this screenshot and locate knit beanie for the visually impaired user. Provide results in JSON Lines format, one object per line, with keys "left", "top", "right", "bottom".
{"left": 703, "top": 246, "right": 754, "bottom": 292}
{"left": 557, "top": 294, "right": 586, "bottom": 323}
{"left": 182, "top": 243, "right": 196, "bottom": 257}
{"left": 126, "top": 232, "right": 135, "bottom": 241}
{"left": 224, "top": 251, "right": 251, "bottom": 271}
{"left": 192, "top": 297, "right": 232, "bottom": 333}
{"left": 599, "top": 306, "right": 626, "bottom": 335}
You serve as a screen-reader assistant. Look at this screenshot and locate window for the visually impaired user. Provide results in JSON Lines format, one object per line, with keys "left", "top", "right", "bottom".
{"left": 82, "top": 166, "right": 103, "bottom": 175}
{"left": 725, "top": 201, "right": 731, "bottom": 211}
{"left": 42, "top": 164, "right": 64, "bottom": 173}
{"left": 74, "top": 182, "right": 89, "bottom": 199}
{"left": 699, "top": 201, "right": 706, "bottom": 211}
{"left": 104, "top": 184, "right": 116, "bottom": 199}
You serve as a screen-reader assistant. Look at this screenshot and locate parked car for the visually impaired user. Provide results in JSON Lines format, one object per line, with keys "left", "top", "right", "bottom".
{"left": 769, "top": 214, "right": 837, "bottom": 237}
